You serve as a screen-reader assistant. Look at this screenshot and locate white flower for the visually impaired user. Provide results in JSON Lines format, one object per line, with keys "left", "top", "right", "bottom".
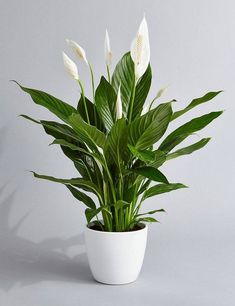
{"left": 66, "top": 39, "right": 88, "bottom": 65}
{"left": 104, "top": 29, "right": 112, "bottom": 66}
{"left": 141, "top": 104, "right": 149, "bottom": 116}
{"left": 62, "top": 52, "right": 79, "bottom": 80}
{"left": 130, "top": 16, "right": 150, "bottom": 80}
{"left": 116, "top": 85, "right": 122, "bottom": 120}
{"left": 156, "top": 86, "right": 168, "bottom": 99}
{"left": 141, "top": 86, "right": 168, "bottom": 115}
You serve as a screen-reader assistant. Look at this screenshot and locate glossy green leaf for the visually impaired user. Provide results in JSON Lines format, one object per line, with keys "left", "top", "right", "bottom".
{"left": 137, "top": 179, "right": 151, "bottom": 195}
{"left": 112, "top": 52, "right": 135, "bottom": 116}
{"left": 171, "top": 91, "right": 223, "bottom": 121}
{"left": 60, "top": 146, "right": 94, "bottom": 180}
{"left": 129, "top": 102, "right": 173, "bottom": 150}
{"left": 66, "top": 185, "right": 96, "bottom": 209}
{"left": 95, "top": 77, "right": 116, "bottom": 131}
{"left": 114, "top": 200, "right": 131, "bottom": 211}
{"left": 20, "top": 114, "right": 93, "bottom": 180}
{"left": 131, "top": 167, "right": 169, "bottom": 184}
{"left": 85, "top": 206, "right": 112, "bottom": 223}
{"left": 149, "top": 150, "right": 167, "bottom": 168}
{"left": 132, "top": 65, "right": 152, "bottom": 120}
{"left": 20, "top": 114, "right": 40, "bottom": 124}
{"left": 15, "top": 81, "right": 77, "bottom": 123}
{"left": 20, "top": 114, "right": 81, "bottom": 145}
{"left": 143, "top": 183, "right": 187, "bottom": 200}
{"left": 43, "top": 121, "right": 80, "bottom": 143}
{"left": 69, "top": 113, "right": 106, "bottom": 150}
{"left": 104, "top": 118, "right": 129, "bottom": 164}
{"left": 167, "top": 138, "right": 211, "bottom": 160}
{"left": 85, "top": 207, "right": 103, "bottom": 223}
{"left": 50, "top": 139, "right": 81, "bottom": 151}
{"left": 77, "top": 95, "right": 104, "bottom": 131}
{"left": 137, "top": 217, "right": 159, "bottom": 223}
{"left": 159, "top": 111, "right": 223, "bottom": 153}
{"left": 137, "top": 209, "right": 166, "bottom": 217}
{"left": 31, "top": 172, "right": 102, "bottom": 200}
{"left": 123, "top": 184, "right": 136, "bottom": 203}
{"left": 128, "top": 144, "right": 155, "bottom": 162}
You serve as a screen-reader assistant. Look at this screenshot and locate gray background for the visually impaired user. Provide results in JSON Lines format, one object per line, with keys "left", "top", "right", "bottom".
{"left": 0, "top": 0, "right": 234, "bottom": 305}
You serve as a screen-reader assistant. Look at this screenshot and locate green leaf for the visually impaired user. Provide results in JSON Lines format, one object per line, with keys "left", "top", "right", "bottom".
{"left": 20, "top": 114, "right": 40, "bottom": 124}
{"left": 123, "top": 185, "right": 136, "bottom": 203}
{"left": 137, "top": 217, "right": 159, "bottom": 223}
{"left": 41, "top": 120, "right": 81, "bottom": 143}
{"left": 131, "top": 167, "right": 169, "bottom": 184}
{"left": 112, "top": 52, "right": 135, "bottom": 116}
{"left": 50, "top": 139, "right": 81, "bottom": 151}
{"left": 167, "top": 138, "right": 211, "bottom": 160}
{"left": 15, "top": 81, "right": 77, "bottom": 123}
{"left": 66, "top": 185, "right": 96, "bottom": 209}
{"left": 20, "top": 114, "right": 81, "bottom": 146}
{"left": 95, "top": 76, "right": 116, "bottom": 132}
{"left": 85, "top": 207, "right": 103, "bottom": 223}
{"left": 77, "top": 95, "right": 104, "bottom": 131}
{"left": 143, "top": 183, "right": 187, "bottom": 200}
{"left": 171, "top": 91, "right": 223, "bottom": 121}
{"left": 137, "top": 209, "right": 166, "bottom": 217}
{"left": 159, "top": 111, "right": 223, "bottom": 153}
{"left": 149, "top": 150, "right": 167, "bottom": 168}
{"left": 73, "top": 158, "right": 92, "bottom": 180}
{"left": 132, "top": 65, "right": 152, "bottom": 120}
{"left": 31, "top": 172, "right": 102, "bottom": 200}
{"left": 57, "top": 143, "right": 101, "bottom": 183}
{"left": 129, "top": 102, "right": 173, "bottom": 150}
{"left": 128, "top": 144, "right": 155, "bottom": 162}
{"left": 20, "top": 115, "right": 94, "bottom": 180}
{"left": 114, "top": 200, "right": 131, "bottom": 211}
{"left": 69, "top": 113, "right": 106, "bottom": 150}
{"left": 137, "top": 179, "right": 151, "bottom": 195}
{"left": 104, "top": 118, "right": 129, "bottom": 164}
{"left": 85, "top": 207, "right": 111, "bottom": 223}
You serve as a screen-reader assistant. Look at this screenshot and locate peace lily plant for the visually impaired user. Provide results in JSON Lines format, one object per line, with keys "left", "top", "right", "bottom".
{"left": 16, "top": 18, "right": 222, "bottom": 233}
{"left": 15, "top": 16, "right": 223, "bottom": 284}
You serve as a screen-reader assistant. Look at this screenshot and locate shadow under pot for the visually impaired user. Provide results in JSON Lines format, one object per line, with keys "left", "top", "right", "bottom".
{"left": 85, "top": 222, "right": 148, "bottom": 285}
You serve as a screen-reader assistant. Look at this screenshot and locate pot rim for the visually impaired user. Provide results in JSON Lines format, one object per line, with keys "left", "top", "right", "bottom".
{"left": 86, "top": 222, "right": 147, "bottom": 235}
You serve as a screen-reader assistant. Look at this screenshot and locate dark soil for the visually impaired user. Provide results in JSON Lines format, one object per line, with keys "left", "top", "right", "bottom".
{"left": 88, "top": 223, "right": 145, "bottom": 232}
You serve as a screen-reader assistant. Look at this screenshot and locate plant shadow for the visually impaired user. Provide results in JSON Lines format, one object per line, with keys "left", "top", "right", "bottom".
{"left": 0, "top": 184, "right": 94, "bottom": 291}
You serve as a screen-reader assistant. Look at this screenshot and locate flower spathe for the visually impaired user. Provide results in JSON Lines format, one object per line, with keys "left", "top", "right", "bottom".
{"left": 130, "top": 16, "right": 150, "bottom": 80}
{"left": 104, "top": 29, "right": 112, "bottom": 66}
{"left": 141, "top": 86, "right": 168, "bottom": 115}
{"left": 62, "top": 52, "right": 79, "bottom": 80}
{"left": 116, "top": 85, "right": 123, "bottom": 119}
{"left": 66, "top": 39, "right": 88, "bottom": 65}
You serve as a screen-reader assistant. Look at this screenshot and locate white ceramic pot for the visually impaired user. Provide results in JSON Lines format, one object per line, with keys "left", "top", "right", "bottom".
{"left": 85, "top": 223, "right": 148, "bottom": 285}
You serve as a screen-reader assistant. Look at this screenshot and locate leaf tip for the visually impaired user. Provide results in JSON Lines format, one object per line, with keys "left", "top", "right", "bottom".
{"left": 10, "top": 80, "right": 21, "bottom": 87}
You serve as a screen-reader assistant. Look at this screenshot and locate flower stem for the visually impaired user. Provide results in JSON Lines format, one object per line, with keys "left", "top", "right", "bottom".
{"left": 128, "top": 78, "right": 137, "bottom": 122}
{"left": 77, "top": 79, "right": 90, "bottom": 124}
{"left": 88, "top": 62, "right": 97, "bottom": 127}
{"left": 107, "top": 65, "right": 111, "bottom": 83}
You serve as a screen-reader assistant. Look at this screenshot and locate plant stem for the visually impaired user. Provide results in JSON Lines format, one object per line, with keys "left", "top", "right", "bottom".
{"left": 77, "top": 79, "right": 90, "bottom": 124}
{"left": 128, "top": 78, "right": 137, "bottom": 122}
{"left": 88, "top": 62, "right": 95, "bottom": 99}
{"left": 107, "top": 65, "right": 111, "bottom": 83}
{"left": 102, "top": 181, "right": 112, "bottom": 231}
{"left": 88, "top": 62, "right": 97, "bottom": 126}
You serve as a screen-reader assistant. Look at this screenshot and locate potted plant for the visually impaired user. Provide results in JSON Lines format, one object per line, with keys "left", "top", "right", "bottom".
{"left": 15, "top": 17, "right": 222, "bottom": 285}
